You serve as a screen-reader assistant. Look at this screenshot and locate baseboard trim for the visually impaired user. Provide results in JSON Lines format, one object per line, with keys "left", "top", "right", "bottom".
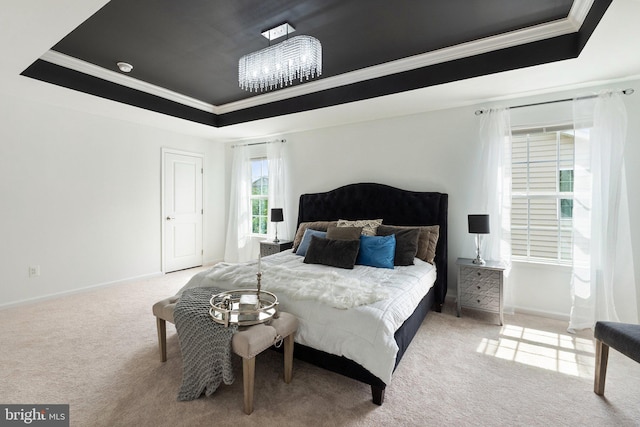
{"left": 512, "top": 306, "right": 569, "bottom": 321}
{"left": 444, "top": 295, "right": 569, "bottom": 321}
{"left": 0, "top": 271, "right": 163, "bottom": 310}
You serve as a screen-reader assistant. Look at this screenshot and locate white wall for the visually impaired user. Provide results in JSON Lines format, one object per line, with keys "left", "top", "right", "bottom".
{"left": 282, "top": 106, "right": 473, "bottom": 295}
{"left": 3, "top": 71, "right": 638, "bottom": 320}
{"left": 0, "top": 91, "right": 226, "bottom": 307}
{"left": 247, "top": 79, "right": 640, "bottom": 320}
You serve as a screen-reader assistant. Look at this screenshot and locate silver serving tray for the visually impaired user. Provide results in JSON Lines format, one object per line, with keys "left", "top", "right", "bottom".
{"left": 209, "top": 289, "right": 279, "bottom": 327}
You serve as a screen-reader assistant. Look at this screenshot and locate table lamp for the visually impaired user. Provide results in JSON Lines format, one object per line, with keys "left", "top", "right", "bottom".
{"left": 468, "top": 214, "right": 490, "bottom": 265}
{"left": 271, "top": 208, "right": 284, "bottom": 243}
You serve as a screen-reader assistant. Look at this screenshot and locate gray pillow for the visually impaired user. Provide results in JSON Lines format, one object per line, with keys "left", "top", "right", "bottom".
{"left": 376, "top": 224, "right": 421, "bottom": 266}
{"left": 326, "top": 225, "right": 363, "bottom": 241}
{"left": 379, "top": 224, "right": 439, "bottom": 264}
{"left": 303, "top": 236, "right": 360, "bottom": 269}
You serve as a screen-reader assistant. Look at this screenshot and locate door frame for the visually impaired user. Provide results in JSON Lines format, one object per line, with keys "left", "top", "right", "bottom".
{"left": 161, "top": 148, "right": 205, "bottom": 273}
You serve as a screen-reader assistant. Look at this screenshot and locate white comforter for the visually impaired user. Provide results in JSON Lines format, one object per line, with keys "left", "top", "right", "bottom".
{"left": 179, "top": 250, "right": 436, "bottom": 384}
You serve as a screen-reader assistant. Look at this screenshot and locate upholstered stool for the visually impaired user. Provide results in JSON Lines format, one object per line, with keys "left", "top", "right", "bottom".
{"left": 594, "top": 321, "right": 640, "bottom": 396}
{"left": 232, "top": 313, "right": 298, "bottom": 414}
{"left": 152, "top": 297, "right": 298, "bottom": 414}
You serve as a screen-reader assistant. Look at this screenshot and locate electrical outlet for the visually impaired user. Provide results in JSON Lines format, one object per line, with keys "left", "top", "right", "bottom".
{"left": 28, "top": 265, "right": 40, "bottom": 278}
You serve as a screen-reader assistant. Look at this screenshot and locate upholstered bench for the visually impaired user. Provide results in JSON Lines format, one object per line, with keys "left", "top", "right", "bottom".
{"left": 594, "top": 320, "right": 640, "bottom": 396}
{"left": 152, "top": 296, "right": 298, "bottom": 414}
{"left": 232, "top": 315, "right": 298, "bottom": 413}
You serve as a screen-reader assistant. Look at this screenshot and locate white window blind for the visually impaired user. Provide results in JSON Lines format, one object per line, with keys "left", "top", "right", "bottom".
{"left": 511, "top": 126, "right": 575, "bottom": 263}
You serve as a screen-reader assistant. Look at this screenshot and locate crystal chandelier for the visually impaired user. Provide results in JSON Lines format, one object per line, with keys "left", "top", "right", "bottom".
{"left": 239, "top": 23, "right": 322, "bottom": 92}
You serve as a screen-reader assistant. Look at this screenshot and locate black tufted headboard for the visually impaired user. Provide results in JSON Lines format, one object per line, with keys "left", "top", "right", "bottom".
{"left": 297, "top": 182, "right": 448, "bottom": 308}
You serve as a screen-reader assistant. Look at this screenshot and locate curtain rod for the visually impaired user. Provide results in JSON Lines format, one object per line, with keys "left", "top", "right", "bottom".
{"left": 231, "top": 138, "right": 286, "bottom": 148}
{"left": 474, "top": 88, "right": 634, "bottom": 116}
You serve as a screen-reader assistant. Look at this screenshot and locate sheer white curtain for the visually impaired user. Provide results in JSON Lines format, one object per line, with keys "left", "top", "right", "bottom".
{"left": 225, "top": 140, "right": 290, "bottom": 263}
{"left": 474, "top": 108, "right": 513, "bottom": 309}
{"left": 224, "top": 144, "right": 253, "bottom": 263}
{"left": 266, "top": 140, "right": 292, "bottom": 242}
{"left": 569, "top": 92, "right": 638, "bottom": 331}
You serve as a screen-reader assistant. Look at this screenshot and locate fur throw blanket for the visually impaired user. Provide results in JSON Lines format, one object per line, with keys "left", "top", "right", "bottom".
{"left": 202, "top": 263, "right": 390, "bottom": 309}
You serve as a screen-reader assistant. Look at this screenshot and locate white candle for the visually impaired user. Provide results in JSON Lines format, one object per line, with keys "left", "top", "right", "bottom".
{"left": 258, "top": 252, "right": 261, "bottom": 273}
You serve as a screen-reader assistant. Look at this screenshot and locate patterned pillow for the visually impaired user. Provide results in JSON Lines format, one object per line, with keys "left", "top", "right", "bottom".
{"left": 292, "top": 221, "right": 337, "bottom": 252}
{"left": 337, "top": 219, "right": 383, "bottom": 236}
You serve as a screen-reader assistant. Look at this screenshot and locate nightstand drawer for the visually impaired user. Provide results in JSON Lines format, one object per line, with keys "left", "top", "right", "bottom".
{"left": 459, "top": 267, "right": 501, "bottom": 295}
{"left": 460, "top": 293, "right": 500, "bottom": 311}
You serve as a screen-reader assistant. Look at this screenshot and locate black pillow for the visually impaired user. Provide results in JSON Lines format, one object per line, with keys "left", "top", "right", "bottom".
{"left": 376, "top": 225, "right": 420, "bottom": 266}
{"left": 303, "top": 236, "right": 360, "bottom": 269}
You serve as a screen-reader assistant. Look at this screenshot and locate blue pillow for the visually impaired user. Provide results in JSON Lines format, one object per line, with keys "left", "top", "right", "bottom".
{"left": 296, "top": 229, "right": 327, "bottom": 256}
{"left": 356, "top": 234, "right": 396, "bottom": 269}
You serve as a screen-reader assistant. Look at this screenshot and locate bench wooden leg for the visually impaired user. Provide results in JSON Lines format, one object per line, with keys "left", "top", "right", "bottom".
{"left": 242, "top": 357, "right": 256, "bottom": 415}
{"left": 283, "top": 334, "right": 294, "bottom": 384}
{"left": 156, "top": 317, "right": 167, "bottom": 362}
{"left": 594, "top": 338, "right": 609, "bottom": 396}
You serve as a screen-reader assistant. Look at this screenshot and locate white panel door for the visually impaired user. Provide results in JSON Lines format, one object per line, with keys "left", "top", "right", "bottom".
{"left": 163, "top": 151, "right": 203, "bottom": 272}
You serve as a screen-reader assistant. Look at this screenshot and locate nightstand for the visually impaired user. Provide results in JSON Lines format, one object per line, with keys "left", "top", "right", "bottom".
{"left": 260, "top": 240, "right": 293, "bottom": 257}
{"left": 456, "top": 258, "right": 505, "bottom": 325}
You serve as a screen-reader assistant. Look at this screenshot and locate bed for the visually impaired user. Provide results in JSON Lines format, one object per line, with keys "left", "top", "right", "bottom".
{"left": 181, "top": 182, "right": 448, "bottom": 405}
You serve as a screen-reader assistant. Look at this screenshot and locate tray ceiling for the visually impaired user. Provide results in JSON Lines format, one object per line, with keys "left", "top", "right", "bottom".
{"left": 21, "top": 0, "right": 611, "bottom": 127}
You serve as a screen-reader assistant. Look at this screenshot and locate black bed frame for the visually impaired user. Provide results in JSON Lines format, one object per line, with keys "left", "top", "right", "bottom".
{"left": 290, "top": 182, "right": 448, "bottom": 405}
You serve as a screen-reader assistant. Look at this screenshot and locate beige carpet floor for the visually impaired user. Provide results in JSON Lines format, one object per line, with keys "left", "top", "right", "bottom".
{"left": 1, "top": 267, "right": 639, "bottom": 427}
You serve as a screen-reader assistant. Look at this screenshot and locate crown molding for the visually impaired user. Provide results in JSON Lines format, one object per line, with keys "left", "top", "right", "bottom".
{"left": 39, "top": 0, "right": 594, "bottom": 116}
{"left": 569, "top": 0, "right": 596, "bottom": 29}
{"left": 40, "top": 50, "right": 216, "bottom": 113}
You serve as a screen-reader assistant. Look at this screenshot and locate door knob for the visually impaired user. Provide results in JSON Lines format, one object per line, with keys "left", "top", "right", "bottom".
{"left": 166, "top": 216, "right": 175, "bottom": 220}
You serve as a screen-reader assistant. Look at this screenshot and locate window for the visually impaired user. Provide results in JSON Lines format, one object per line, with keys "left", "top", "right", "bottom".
{"left": 250, "top": 157, "right": 269, "bottom": 235}
{"left": 559, "top": 169, "right": 573, "bottom": 219}
{"left": 511, "top": 126, "right": 576, "bottom": 264}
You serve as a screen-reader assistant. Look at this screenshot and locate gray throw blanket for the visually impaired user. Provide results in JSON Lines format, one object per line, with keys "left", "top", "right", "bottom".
{"left": 174, "top": 287, "right": 238, "bottom": 401}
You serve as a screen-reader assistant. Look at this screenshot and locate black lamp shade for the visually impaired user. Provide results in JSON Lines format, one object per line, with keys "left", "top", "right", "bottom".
{"left": 271, "top": 208, "right": 284, "bottom": 222}
{"left": 468, "top": 214, "right": 490, "bottom": 234}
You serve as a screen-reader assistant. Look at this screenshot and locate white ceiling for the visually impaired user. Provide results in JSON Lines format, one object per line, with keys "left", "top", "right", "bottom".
{"left": 2, "top": 0, "right": 640, "bottom": 142}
